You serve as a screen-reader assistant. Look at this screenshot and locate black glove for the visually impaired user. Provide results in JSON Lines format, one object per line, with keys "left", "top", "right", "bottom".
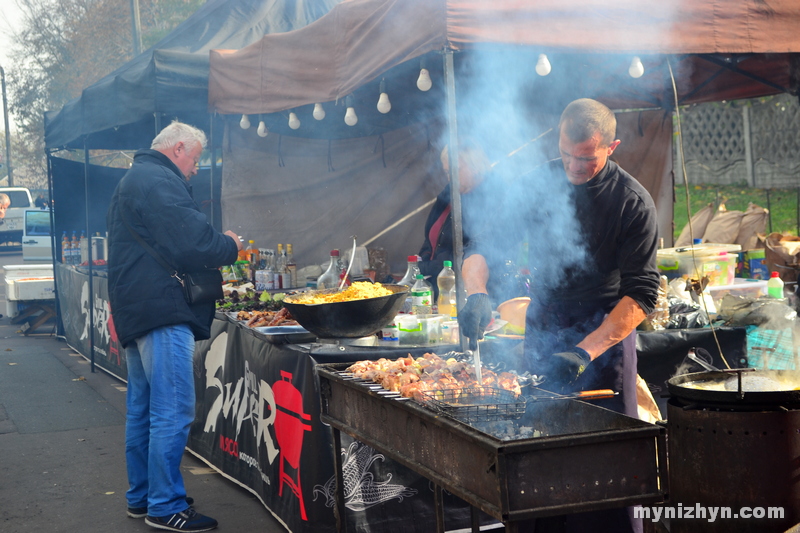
{"left": 548, "top": 347, "right": 592, "bottom": 386}
{"left": 458, "top": 293, "right": 492, "bottom": 350}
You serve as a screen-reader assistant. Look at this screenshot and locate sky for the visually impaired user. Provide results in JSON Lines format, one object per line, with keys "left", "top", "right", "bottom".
{"left": 0, "top": 1, "right": 22, "bottom": 130}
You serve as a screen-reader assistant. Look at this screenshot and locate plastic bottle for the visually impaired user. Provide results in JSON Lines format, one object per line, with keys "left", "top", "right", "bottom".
{"left": 436, "top": 260, "right": 457, "bottom": 319}
{"left": 317, "top": 250, "right": 340, "bottom": 289}
{"left": 398, "top": 255, "right": 420, "bottom": 287}
{"left": 237, "top": 237, "right": 250, "bottom": 262}
{"left": 79, "top": 231, "right": 86, "bottom": 263}
{"left": 246, "top": 240, "right": 258, "bottom": 282}
{"left": 397, "top": 255, "right": 420, "bottom": 313}
{"left": 71, "top": 231, "right": 79, "bottom": 265}
{"left": 61, "top": 231, "right": 70, "bottom": 264}
{"left": 411, "top": 274, "right": 433, "bottom": 315}
{"left": 768, "top": 271, "right": 784, "bottom": 299}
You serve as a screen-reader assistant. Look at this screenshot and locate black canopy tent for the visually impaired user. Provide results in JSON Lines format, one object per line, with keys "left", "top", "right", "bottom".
{"left": 42, "top": 0, "right": 341, "bottom": 358}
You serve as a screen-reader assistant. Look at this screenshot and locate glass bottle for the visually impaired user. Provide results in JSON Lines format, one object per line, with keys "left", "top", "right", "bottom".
{"left": 286, "top": 244, "right": 297, "bottom": 288}
{"left": 274, "top": 244, "right": 285, "bottom": 289}
{"left": 317, "top": 250, "right": 340, "bottom": 289}
{"left": 279, "top": 245, "right": 291, "bottom": 289}
{"left": 411, "top": 274, "right": 433, "bottom": 315}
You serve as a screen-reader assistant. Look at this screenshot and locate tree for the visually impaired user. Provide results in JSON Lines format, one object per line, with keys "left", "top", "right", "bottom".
{"left": 4, "top": 0, "right": 203, "bottom": 187}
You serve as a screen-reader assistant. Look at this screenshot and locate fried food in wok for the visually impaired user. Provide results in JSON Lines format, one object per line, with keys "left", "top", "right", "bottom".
{"left": 289, "top": 281, "right": 393, "bottom": 304}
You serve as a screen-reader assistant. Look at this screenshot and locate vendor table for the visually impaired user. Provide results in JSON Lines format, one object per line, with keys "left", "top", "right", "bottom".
{"left": 52, "top": 262, "right": 745, "bottom": 532}
{"left": 188, "top": 315, "right": 489, "bottom": 533}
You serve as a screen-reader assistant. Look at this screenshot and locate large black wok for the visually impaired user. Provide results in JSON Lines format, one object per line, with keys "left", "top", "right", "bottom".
{"left": 282, "top": 284, "right": 408, "bottom": 338}
{"left": 668, "top": 369, "right": 800, "bottom": 409}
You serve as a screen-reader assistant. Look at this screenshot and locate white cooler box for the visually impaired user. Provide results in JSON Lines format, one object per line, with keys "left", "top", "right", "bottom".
{"left": 4, "top": 264, "right": 55, "bottom": 318}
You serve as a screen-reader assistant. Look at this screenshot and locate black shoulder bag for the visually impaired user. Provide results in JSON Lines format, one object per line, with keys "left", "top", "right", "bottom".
{"left": 121, "top": 214, "right": 223, "bottom": 305}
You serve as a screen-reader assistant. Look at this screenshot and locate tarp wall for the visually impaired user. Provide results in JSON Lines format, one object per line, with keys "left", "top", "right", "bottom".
{"left": 221, "top": 122, "right": 443, "bottom": 271}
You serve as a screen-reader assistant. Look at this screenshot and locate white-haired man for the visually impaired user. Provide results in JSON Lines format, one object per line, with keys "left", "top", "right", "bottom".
{"left": 107, "top": 121, "right": 242, "bottom": 532}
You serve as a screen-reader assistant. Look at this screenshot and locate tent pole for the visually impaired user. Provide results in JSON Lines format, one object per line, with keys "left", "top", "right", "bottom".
{"left": 47, "top": 150, "right": 62, "bottom": 337}
{"left": 83, "top": 140, "right": 95, "bottom": 373}
{"left": 443, "top": 49, "right": 465, "bottom": 334}
{"left": 766, "top": 189, "right": 773, "bottom": 234}
{"left": 209, "top": 114, "right": 215, "bottom": 230}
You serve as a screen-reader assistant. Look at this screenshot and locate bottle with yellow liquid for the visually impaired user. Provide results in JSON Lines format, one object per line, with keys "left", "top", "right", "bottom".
{"left": 436, "top": 260, "right": 457, "bottom": 319}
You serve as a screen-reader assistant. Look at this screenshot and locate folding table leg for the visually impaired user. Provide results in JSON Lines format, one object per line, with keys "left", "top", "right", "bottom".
{"left": 331, "top": 427, "right": 347, "bottom": 533}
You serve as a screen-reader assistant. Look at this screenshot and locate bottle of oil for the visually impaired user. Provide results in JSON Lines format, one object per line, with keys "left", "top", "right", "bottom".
{"left": 436, "top": 261, "right": 457, "bottom": 319}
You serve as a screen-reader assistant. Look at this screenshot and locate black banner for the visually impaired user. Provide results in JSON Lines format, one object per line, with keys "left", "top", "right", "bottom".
{"left": 189, "top": 320, "right": 482, "bottom": 533}
{"left": 56, "top": 263, "right": 126, "bottom": 379}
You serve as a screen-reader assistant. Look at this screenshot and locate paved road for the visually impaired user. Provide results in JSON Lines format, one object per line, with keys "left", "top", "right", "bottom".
{"left": 0, "top": 252, "right": 288, "bottom": 533}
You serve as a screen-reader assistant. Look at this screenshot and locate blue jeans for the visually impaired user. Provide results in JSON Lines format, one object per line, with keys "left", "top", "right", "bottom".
{"left": 125, "top": 324, "right": 195, "bottom": 517}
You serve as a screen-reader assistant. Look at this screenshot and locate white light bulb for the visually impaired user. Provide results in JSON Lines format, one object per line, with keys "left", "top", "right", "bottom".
{"left": 312, "top": 103, "right": 326, "bottom": 120}
{"left": 535, "top": 54, "right": 552, "bottom": 76}
{"left": 344, "top": 106, "right": 358, "bottom": 126}
{"left": 628, "top": 56, "right": 644, "bottom": 78}
{"left": 377, "top": 92, "right": 391, "bottom": 114}
{"left": 239, "top": 114, "right": 250, "bottom": 129}
{"left": 257, "top": 121, "right": 268, "bottom": 137}
{"left": 416, "top": 68, "right": 432, "bottom": 91}
{"left": 288, "top": 112, "right": 300, "bottom": 130}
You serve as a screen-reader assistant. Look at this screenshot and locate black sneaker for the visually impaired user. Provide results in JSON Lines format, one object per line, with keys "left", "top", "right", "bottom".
{"left": 145, "top": 507, "right": 217, "bottom": 532}
{"left": 128, "top": 497, "right": 195, "bottom": 519}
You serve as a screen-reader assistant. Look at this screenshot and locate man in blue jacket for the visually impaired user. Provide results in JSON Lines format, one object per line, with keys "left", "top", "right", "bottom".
{"left": 107, "top": 121, "right": 241, "bottom": 532}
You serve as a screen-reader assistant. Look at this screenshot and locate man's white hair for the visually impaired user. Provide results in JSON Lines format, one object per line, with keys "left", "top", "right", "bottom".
{"left": 151, "top": 120, "right": 207, "bottom": 151}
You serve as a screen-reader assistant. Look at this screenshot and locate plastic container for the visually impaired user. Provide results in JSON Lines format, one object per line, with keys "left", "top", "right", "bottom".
{"left": 440, "top": 320, "right": 459, "bottom": 344}
{"left": 705, "top": 278, "right": 769, "bottom": 306}
{"left": 397, "top": 314, "right": 444, "bottom": 345}
{"left": 768, "top": 271, "right": 784, "bottom": 299}
{"left": 657, "top": 243, "right": 741, "bottom": 286}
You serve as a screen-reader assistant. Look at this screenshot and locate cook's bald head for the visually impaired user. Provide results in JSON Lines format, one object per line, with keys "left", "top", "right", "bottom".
{"left": 559, "top": 98, "right": 616, "bottom": 145}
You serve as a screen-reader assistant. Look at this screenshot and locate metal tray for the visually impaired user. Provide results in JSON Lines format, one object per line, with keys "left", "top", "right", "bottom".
{"left": 254, "top": 325, "right": 316, "bottom": 344}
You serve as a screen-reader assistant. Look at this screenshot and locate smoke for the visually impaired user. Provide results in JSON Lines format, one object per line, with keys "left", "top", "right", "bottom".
{"left": 449, "top": 47, "right": 588, "bottom": 307}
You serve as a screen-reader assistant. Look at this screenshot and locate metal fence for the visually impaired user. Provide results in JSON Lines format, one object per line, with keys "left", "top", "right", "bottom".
{"left": 676, "top": 93, "right": 800, "bottom": 188}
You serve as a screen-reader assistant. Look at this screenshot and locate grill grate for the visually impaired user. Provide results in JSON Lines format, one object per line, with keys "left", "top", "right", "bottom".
{"left": 421, "top": 387, "right": 526, "bottom": 423}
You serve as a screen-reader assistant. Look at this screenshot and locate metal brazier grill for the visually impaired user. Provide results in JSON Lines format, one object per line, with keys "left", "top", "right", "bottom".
{"left": 667, "top": 369, "right": 800, "bottom": 532}
{"left": 317, "top": 363, "right": 667, "bottom": 532}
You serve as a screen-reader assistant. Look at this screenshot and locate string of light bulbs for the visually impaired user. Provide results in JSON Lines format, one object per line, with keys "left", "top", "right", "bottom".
{"left": 236, "top": 54, "right": 645, "bottom": 132}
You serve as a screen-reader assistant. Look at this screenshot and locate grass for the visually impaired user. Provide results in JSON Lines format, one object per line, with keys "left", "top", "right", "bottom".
{"left": 673, "top": 184, "right": 800, "bottom": 242}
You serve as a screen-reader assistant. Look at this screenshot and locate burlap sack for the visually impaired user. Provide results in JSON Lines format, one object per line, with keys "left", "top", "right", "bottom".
{"left": 675, "top": 203, "right": 715, "bottom": 247}
{"left": 735, "top": 203, "right": 768, "bottom": 251}
{"left": 702, "top": 208, "right": 744, "bottom": 244}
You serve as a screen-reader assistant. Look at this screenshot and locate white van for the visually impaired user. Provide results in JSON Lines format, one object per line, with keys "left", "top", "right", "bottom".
{"left": 21, "top": 209, "right": 53, "bottom": 262}
{"left": 0, "top": 187, "right": 34, "bottom": 245}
